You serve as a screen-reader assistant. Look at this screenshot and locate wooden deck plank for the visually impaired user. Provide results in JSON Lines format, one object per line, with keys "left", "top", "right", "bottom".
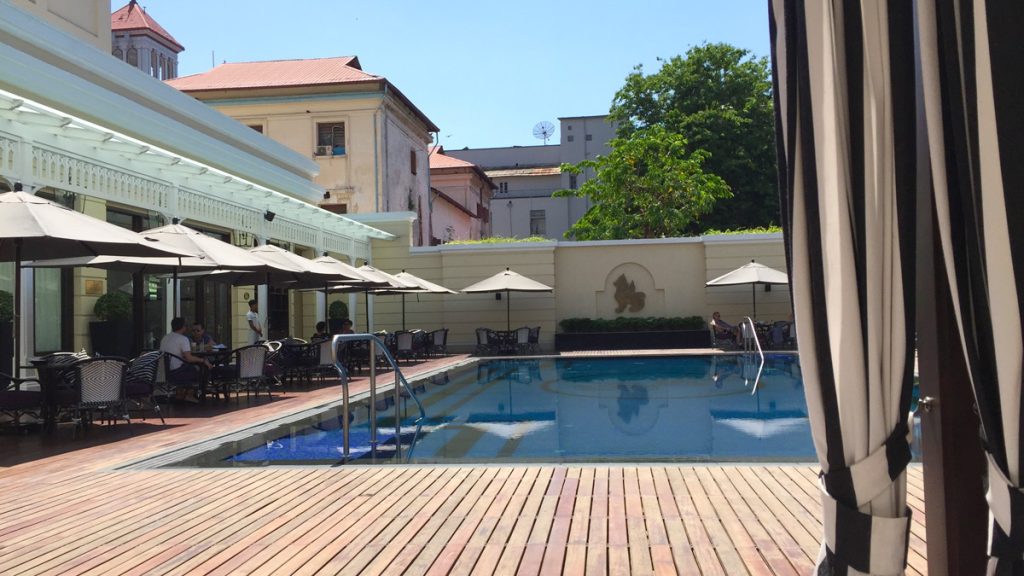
{"left": 0, "top": 366, "right": 931, "bottom": 576}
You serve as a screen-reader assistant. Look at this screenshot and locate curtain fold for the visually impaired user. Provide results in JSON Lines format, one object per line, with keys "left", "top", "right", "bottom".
{"left": 770, "top": 1, "right": 918, "bottom": 573}
{"left": 917, "top": 0, "right": 1024, "bottom": 572}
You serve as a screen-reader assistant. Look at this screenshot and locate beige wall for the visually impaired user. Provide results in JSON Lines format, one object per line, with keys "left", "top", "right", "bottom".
{"left": 194, "top": 90, "right": 432, "bottom": 226}
{"left": 364, "top": 217, "right": 791, "bottom": 353}
{"left": 10, "top": 0, "right": 110, "bottom": 52}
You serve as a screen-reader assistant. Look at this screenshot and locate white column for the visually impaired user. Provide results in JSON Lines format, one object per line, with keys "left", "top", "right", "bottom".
{"left": 256, "top": 237, "right": 268, "bottom": 338}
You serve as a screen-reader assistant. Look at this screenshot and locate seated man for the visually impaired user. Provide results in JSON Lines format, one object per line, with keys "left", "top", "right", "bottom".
{"left": 710, "top": 311, "right": 741, "bottom": 345}
{"left": 160, "top": 317, "right": 213, "bottom": 403}
{"left": 340, "top": 319, "right": 354, "bottom": 334}
{"left": 191, "top": 322, "right": 218, "bottom": 351}
{"left": 310, "top": 321, "right": 329, "bottom": 343}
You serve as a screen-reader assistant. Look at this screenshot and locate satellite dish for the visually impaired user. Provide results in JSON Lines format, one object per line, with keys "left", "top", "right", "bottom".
{"left": 533, "top": 121, "right": 556, "bottom": 145}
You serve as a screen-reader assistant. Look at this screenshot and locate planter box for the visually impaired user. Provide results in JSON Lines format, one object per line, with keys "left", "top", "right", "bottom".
{"left": 555, "top": 330, "right": 710, "bottom": 352}
{"left": 89, "top": 320, "right": 134, "bottom": 358}
{"left": 0, "top": 320, "right": 11, "bottom": 382}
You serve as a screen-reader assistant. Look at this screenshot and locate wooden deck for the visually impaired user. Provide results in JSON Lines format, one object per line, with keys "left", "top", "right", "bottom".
{"left": 0, "top": 355, "right": 929, "bottom": 575}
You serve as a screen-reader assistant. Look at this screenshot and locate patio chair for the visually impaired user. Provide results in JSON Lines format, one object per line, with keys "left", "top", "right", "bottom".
{"left": 411, "top": 329, "right": 429, "bottom": 360}
{"left": 227, "top": 345, "right": 270, "bottom": 399}
{"left": 394, "top": 330, "right": 416, "bottom": 364}
{"left": 709, "top": 320, "right": 737, "bottom": 350}
{"left": 0, "top": 372, "right": 43, "bottom": 429}
{"left": 426, "top": 328, "right": 448, "bottom": 357}
{"left": 528, "top": 326, "right": 540, "bottom": 354}
{"left": 514, "top": 326, "right": 531, "bottom": 355}
{"left": 69, "top": 357, "right": 132, "bottom": 434}
{"left": 311, "top": 338, "right": 337, "bottom": 385}
{"left": 34, "top": 351, "right": 89, "bottom": 429}
{"left": 125, "top": 350, "right": 164, "bottom": 424}
{"left": 474, "top": 328, "right": 491, "bottom": 355}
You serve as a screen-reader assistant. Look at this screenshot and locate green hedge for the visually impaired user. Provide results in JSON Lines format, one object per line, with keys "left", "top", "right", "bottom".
{"left": 0, "top": 290, "right": 12, "bottom": 323}
{"left": 559, "top": 316, "right": 706, "bottom": 333}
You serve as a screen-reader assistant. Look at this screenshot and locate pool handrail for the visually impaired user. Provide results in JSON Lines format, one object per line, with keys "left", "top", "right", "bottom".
{"left": 741, "top": 317, "right": 766, "bottom": 395}
{"left": 331, "top": 333, "right": 426, "bottom": 463}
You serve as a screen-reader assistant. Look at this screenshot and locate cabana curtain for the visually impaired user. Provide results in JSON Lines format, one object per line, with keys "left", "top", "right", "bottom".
{"left": 770, "top": 1, "right": 918, "bottom": 573}
{"left": 918, "top": 0, "right": 1024, "bottom": 572}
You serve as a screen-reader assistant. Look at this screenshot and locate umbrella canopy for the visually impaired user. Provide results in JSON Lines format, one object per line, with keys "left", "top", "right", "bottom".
{"left": 381, "top": 270, "right": 456, "bottom": 331}
{"left": 0, "top": 192, "right": 193, "bottom": 260}
{"left": 139, "top": 224, "right": 270, "bottom": 270}
{"left": 705, "top": 260, "right": 789, "bottom": 320}
{"left": 0, "top": 191, "right": 192, "bottom": 377}
{"left": 24, "top": 255, "right": 213, "bottom": 274}
{"left": 461, "top": 267, "right": 553, "bottom": 332}
{"left": 392, "top": 271, "right": 458, "bottom": 295}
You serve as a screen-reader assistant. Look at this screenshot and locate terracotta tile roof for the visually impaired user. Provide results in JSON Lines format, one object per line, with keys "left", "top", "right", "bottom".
{"left": 486, "top": 166, "right": 561, "bottom": 178}
{"left": 166, "top": 56, "right": 380, "bottom": 91}
{"left": 111, "top": 0, "right": 183, "bottom": 52}
{"left": 429, "top": 146, "right": 476, "bottom": 170}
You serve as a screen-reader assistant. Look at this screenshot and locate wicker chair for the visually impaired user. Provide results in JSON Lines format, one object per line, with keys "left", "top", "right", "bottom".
{"left": 35, "top": 352, "right": 89, "bottom": 429}
{"left": 394, "top": 330, "right": 416, "bottom": 364}
{"left": 125, "top": 351, "right": 164, "bottom": 424}
{"left": 514, "top": 326, "right": 531, "bottom": 355}
{"left": 426, "top": 328, "right": 448, "bottom": 357}
{"left": 228, "top": 345, "right": 270, "bottom": 399}
{"left": 69, "top": 357, "right": 131, "bottom": 433}
{"left": 527, "top": 326, "right": 541, "bottom": 354}
{"left": 0, "top": 372, "right": 43, "bottom": 429}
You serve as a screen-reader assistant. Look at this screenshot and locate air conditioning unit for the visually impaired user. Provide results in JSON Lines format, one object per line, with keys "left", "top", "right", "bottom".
{"left": 315, "top": 145, "right": 333, "bottom": 157}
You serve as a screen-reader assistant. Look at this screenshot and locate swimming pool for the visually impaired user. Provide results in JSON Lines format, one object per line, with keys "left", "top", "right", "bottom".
{"left": 161, "top": 354, "right": 824, "bottom": 468}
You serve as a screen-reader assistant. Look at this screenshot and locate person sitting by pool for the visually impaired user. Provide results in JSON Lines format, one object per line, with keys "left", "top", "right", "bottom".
{"left": 191, "top": 322, "right": 218, "bottom": 351}
{"left": 310, "top": 321, "right": 329, "bottom": 342}
{"left": 710, "top": 311, "right": 741, "bottom": 345}
{"left": 340, "top": 319, "right": 354, "bottom": 334}
{"left": 161, "top": 317, "right": 213, "bottom": 403}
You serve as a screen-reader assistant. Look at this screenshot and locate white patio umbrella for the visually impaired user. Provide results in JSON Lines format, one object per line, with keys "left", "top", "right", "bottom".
{"left": 461, "top": 267, "right": 552, "bottom": 332}
{"left": 705, "top": 260, "right": 789, "bottom": 320}
{"left": 305, "top": 256, "right": 380, "bottom": 331}
{"left": 385, "top": 270, "right": 457, "bottom": 330}
{"left": 0, "top": 191, "right": 192, "bottom": 376}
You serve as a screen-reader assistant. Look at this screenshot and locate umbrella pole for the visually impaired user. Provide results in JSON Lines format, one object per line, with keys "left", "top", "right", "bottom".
{"left": 13, "top": 241, "right": 21, "bottom": 379}
{"left": 323, "top": 283, "right": 328, "bottom": 330}
{"left": 401, "top": 294, "right": 406, "bottom": 331}
{"left": 506, "top": 291, "right": 511, "bottom": 332}
{"left": 364, "top": 291, "right": 370, "bottom": 333}
{"left": 752, "top": 284, "right": 756, "bottom": 321}
{"left": 266, "top": 270, "right": 274, "bottom": 338}
{"left": 173, "top": 268, "right": 179, "bottom": 317}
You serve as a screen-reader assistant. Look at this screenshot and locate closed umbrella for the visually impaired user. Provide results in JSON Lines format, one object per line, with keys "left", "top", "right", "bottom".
{"left": 705, "top": 260, "right": 789, "bottom": 320}
{"left": 0, "top": 191, "right": 191, "bottom": 376}
{"left": 461, "top": 267, "right": 552, "bottom": 332}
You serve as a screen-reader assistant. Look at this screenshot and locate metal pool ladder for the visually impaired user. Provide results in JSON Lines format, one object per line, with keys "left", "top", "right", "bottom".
{"left": 740, "top": 317, "right": 766, "bottom": 394}
{"left": 331, "top": 334, "right": 426, "bottom": 463}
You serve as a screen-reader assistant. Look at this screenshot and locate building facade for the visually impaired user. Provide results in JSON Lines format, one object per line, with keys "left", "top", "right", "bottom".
{"left": 0, "top": 0, "right": 391, "bottom": 362}
{"left": 447, "top": 115, "right": 616, "bottom": 240}
{"left": 426, "top": 147, "right": 494, "bottom": 245}
{"left": 111, "top": 0, "right": 183, "bottom": 80}
{"left": 167, "top": 57, "right": 439, "bottom": 245}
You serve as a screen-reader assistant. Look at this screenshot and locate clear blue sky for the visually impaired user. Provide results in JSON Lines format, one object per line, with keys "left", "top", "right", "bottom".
{"left": 139, "top": 1, "right": 772, "bottom": 150}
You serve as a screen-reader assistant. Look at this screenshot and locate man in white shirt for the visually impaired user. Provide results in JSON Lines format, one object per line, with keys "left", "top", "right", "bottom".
{"left": 160, "top": 317, "right": 212, "bottom": 402}
{"left": 246, "top": 299, "right": 263, "bottom": 345}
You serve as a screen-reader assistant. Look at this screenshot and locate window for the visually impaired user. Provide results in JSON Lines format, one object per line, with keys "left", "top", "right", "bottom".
{"left": 112, "top": 48, "right": 123, "bottom": 60}
{"left": 248, "top": 125, "right": 264, "bottom": 134}
{"left": 569, "top": 175, "right": 578, "bottom": 189}
{"left": 498, "top": 182, "right": 509, "bottom": 194}
{"left": 126, "top": 47, "right": 138, "bottom": 67}
{"left": 567, "top": 135, "right": 575, "bottom": 143}
{"left": 529, "top": 210, "right": 546, "bottom": 236}
{"left": 585, "top": 134, "right": 593, "bottom": 141}
{"left": 322, "top": 203, "right": 348, "bottom": 214}
{"left": 316, "top": 122, "right": 346, "bottom": 156}
{"left": 410, "top": 150, "right": 417, "bottom": 174}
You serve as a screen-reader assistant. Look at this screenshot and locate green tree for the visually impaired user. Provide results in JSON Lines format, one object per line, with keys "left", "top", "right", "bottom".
{"left": 555, "top": 126, "right": 730, "bottom": 240}
{"left": 609, "top": 43, "right": 777, "bottom": 230}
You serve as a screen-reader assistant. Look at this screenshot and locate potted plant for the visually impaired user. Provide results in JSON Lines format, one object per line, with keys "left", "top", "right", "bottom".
{"left": 554, "top": 315, "right": 711, "bottom": 351}
{"left": 89, "top": 291, "right": 134, "bottom": 357}
{"left": 327, "top": 299, "right": 349, "bottom": 334}
{"left": 0, "top": 289, "right": 13, "bottom": 378}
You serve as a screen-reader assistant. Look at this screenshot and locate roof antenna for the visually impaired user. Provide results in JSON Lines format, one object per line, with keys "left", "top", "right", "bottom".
{"left": 211, "top": 50, "right": 215, "bottom": 68}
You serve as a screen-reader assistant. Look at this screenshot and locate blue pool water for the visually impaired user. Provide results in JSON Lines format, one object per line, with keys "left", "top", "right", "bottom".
{"left": 168, "top": 354, "right": 826, "bottom": 467}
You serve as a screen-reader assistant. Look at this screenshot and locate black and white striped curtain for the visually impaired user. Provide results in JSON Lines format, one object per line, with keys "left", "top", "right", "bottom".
{"left": 918, "top": 0, "right": 1023, "bottom": 573}
{"left": 770, "top": 1, "right": 918, "bottom": 574}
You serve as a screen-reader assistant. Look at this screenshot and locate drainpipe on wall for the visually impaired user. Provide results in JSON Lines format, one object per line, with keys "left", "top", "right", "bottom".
{"left": 426, "top": 132, "right": 438, "bottom": 245}
{"left": 380, "top": 82, "right": 390, "bottom": 213}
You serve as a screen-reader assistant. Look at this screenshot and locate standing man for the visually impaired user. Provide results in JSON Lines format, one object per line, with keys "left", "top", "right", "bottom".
{"left": 246, "top": 299, "right": 263, "bottom": 344}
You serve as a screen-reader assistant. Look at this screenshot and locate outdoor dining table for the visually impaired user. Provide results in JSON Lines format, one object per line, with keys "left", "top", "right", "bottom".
{"left": 28, "top": 354, "right": 84, "bottom": 430}
{"left": 491, "top": 330, "right": 518, "bottom": 355}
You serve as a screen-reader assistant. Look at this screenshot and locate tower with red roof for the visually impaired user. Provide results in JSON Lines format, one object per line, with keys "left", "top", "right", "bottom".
{"left": 110, "top": 0, "right": 183, "bottom": 80}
